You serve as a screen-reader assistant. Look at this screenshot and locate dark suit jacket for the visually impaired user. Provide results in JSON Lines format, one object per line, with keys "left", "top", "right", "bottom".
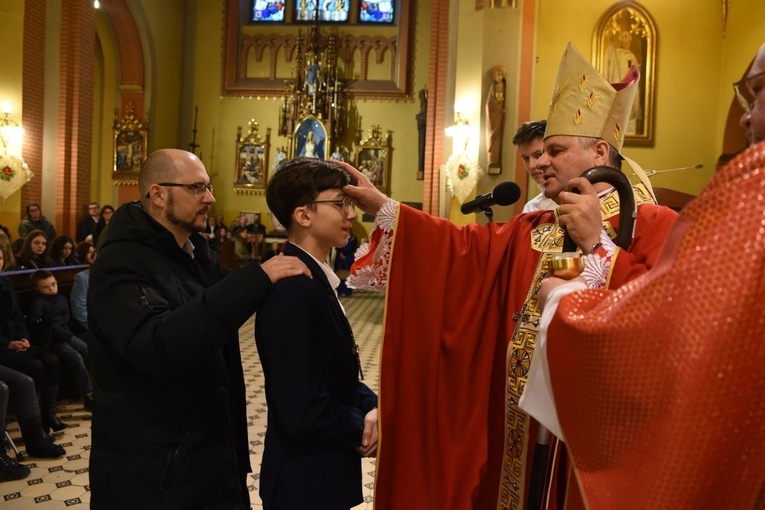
{"left": 255, "top": 242, "right": 377, "bottom": 510}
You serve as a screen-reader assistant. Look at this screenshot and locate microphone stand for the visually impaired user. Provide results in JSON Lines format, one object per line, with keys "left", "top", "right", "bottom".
{"left": 481, "top": 206, "right": 495, "bottom": 222}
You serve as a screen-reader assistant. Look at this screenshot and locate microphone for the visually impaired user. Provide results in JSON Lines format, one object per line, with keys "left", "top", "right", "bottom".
{"left": 460, "top": 181, "right": 522, "bottom": 215}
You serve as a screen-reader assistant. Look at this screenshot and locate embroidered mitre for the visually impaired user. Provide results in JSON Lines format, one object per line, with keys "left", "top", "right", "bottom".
{"left": 545, "top": 42, "right": 639, "bottom": 152}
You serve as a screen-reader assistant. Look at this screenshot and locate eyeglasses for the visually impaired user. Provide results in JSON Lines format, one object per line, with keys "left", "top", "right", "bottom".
{"left": 145, "top": 182, "right": 214, "bottom": 199}
{"left": 733, "top": 69, "right": 765, "bottom": 113}
{"left": 306, "top": 197, "right": 357, "bottom": 212}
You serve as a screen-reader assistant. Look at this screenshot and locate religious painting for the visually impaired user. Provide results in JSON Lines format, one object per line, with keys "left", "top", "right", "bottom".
{"left": 251, "top": 1, "right": 285, "bottom": 22}
{"left": 112, "top": 105, "right": 148, "bottom": 180}
{"left": 235, "top": 121, "right": 271, "bottom": 193}
{"left": 359, "top": 1, "right": 395, "bottom": 23}
{"left": 295, "top": 0, "right": 349, "bottom": 22}
{"left": 356, "top": 125, "right": 393, "bottom": 194}
{"left": 292, "top": 116, "right": 328, "bottom": 160}
{"left": 593, "top": 1, "right": 657, "bottom": 146}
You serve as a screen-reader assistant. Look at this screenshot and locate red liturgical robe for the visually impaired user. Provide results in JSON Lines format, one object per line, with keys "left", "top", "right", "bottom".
{"left": 547, "top": 142, "right": 765, "bottom": 509}
{"left": 352, "top": 191, "right": 677, "bottom": 509}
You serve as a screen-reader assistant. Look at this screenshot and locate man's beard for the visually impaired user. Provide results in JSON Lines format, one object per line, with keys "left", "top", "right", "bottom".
{"left": 166, "top": 191, "right": 208, "bottom": 234}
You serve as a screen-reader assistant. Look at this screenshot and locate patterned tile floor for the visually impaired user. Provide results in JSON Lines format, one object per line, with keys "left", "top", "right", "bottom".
{"left": 1, "top": 290, "right": 384, "bottom": 509}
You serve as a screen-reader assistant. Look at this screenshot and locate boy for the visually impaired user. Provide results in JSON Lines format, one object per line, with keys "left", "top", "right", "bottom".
{"left": 256, "top": 158, "right": 378, "bottom": 510}
{"left": 27, "top": 270, "right": 94, "bottom": 412}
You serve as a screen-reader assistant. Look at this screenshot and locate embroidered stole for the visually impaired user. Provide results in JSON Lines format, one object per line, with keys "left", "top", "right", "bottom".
{"left": 496, "top": 184, "right": 654, "bottom": 510}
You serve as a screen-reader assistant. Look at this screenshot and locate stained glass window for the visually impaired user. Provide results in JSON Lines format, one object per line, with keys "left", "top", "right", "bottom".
{"left": 252, "top": 1, "right": 285, "bottom": 22}
{"left": 295, "top": 0, "right": 349, "bottom": 22}
{"left": 359, "top": 1, "right": 394, "bottom": 23}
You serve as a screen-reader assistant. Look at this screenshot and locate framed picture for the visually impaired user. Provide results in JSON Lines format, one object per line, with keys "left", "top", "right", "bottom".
{"left": 592, "top": 1, "right": 657, "bottom": 146}
{"left": 235, "top": 121, "right": 271, "bottom": 193}
{"left": 112, "top": 105, "right": 148, "bottom": 180}
{"left": 292, "top": 115, "right": 328, "bottom": 160}
{"left": 356, "top": 125, "right": 393, "bottom": 194}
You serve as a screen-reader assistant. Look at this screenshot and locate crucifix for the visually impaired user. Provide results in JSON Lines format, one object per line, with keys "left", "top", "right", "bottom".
{"left": 188, "top": 105, "right": 200, "bottom": 155}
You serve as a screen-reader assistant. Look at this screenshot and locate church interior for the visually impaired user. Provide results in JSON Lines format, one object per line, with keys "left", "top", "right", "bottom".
{"left": 1, "top": 0, "right": 764, "bottom": 507}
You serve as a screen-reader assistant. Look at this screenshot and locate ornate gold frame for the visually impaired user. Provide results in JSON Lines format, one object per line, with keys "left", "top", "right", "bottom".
{"left": 235, "top": 120, "right": 271, "bottom": 195}
{"left": 112, "top": 104, "right": 148, "bottom": 184}
{"left": 355, "top": 125, "right": 393, "bottom": 194}
{"left": 291, "top": 115, "right": 328, "bottom": 160}
{"left": 592, "top": 1, "right": 657, "bottom": 146}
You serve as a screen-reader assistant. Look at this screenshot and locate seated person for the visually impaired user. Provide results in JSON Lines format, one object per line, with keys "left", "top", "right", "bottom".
{"left": 333, "top": 233, "right": 357, "bottom": 297}
{"left": 233, "top": 228, "right": 252, "bottom": 268}
{"left": 15, "top": 230, "right": 50, "bottom": 269}
{"left": 0, "top": 250, "right": 66, "bottom": 433}
{"left": 26, "top": 270, "right": 94, "bottom": 411}
{"left": 70, "top": 242, "right": 96, "bottom": 333}
{"left": 263, "top": 241, "right": 282, "bottom": 262}
{"left": 1, "top": 365, "right": 66, "bottom": 463}
{"left": 251, "top": 232, "right": 267, "bottom": 263}
{"left": 216, "top": 225, "right": 231, "bottom": 243}
{"left": 255, "top": 157, "right": 378, "bottom": 510}
{"left": 48, "top": 235, "right": 79, "bottom": 266}
{"left": 0, "top": 232, "right": 17, "bottom": 271}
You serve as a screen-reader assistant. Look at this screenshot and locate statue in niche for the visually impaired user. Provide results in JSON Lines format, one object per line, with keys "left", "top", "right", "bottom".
{"left": 306, "top": 59, "right": 320, "bottom": 96}
{"left": 485, "top": 65, "right": 507, "bottom": 173}
{"left": 415, "top": 87, "right": 427, "bottom": 180}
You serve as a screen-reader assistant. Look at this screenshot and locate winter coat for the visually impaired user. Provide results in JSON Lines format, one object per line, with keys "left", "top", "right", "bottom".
{"left": 18, "top": 216, "right": 57, "bottom": 240}
{"left": 88, "top": 201, "right": 274, "bottom": 510}
{"left": 26, "top": 292, "right": 74, "bottom": 344}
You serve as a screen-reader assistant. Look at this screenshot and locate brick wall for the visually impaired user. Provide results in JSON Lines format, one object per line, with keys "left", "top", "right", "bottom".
{"left": 21, "top": 0, "right": 46, "bottom": 214}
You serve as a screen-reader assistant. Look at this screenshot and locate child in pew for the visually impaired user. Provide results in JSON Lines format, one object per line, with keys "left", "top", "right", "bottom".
{"left": 26, "top": 270, "right": 94, "bottom": 412}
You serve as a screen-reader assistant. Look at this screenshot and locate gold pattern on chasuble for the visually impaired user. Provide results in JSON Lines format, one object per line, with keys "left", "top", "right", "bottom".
{"left": 498, "top": 185, "right": 650, "bottom": 510}
{"left": 498, "top": 223, "right": 563, "bottom": 510}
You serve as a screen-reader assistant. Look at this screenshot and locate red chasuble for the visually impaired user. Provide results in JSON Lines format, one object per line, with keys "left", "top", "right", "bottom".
{"left": 359, "top": 195, "right": 677, "bottom": 510}
{"left": 547, "top": 142, "right": 765, "bottom": 510}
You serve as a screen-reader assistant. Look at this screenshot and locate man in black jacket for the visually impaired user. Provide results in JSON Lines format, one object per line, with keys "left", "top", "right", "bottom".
{"left": 256, "top": 158, "right": 378, "bottom": 510}
{"left": 88, "top": 149, "right": 309, "bottom": 510}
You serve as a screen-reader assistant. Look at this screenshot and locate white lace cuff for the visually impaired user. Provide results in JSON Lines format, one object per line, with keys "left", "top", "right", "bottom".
{"left": 581, "top": 230, "right": 616, "bottom": 289}
{"left": 346, "top": 199, "right": 399, "bottom": 291}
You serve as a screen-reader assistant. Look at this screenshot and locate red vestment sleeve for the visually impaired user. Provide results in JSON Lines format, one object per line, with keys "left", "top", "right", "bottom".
{"left": 374, "top": 205, "right": 537, "bottom": 510}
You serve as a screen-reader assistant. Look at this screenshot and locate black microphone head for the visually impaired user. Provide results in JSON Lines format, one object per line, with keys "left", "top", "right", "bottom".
{"left": 493, "top": 181, "right": 521, "bottom": 206}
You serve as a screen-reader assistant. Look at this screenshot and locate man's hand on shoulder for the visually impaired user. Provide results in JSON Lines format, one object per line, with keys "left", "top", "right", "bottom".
{"left": 260, "top": 253, "right": 311, "bottom": 283}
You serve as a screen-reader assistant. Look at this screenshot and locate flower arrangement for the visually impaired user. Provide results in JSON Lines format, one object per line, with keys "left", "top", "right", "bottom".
{"left": 0, "top": 153, "right": 34, "bottom": 200}
{"left": 444, "top": 152, "right": 483, "bottom": 204}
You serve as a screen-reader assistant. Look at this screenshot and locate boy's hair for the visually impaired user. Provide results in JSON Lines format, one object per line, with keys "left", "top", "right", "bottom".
{"left": 266, "top": 157, "right": 350, "bottom": 231}
{"left": 75, "top": 241, "right": 94, "bottom": 263}
{"left": 31, "top": 269, "right": 55, "bottom": 286}
{"left": 512, "top": 120, "right": 547, "bottom": 146}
